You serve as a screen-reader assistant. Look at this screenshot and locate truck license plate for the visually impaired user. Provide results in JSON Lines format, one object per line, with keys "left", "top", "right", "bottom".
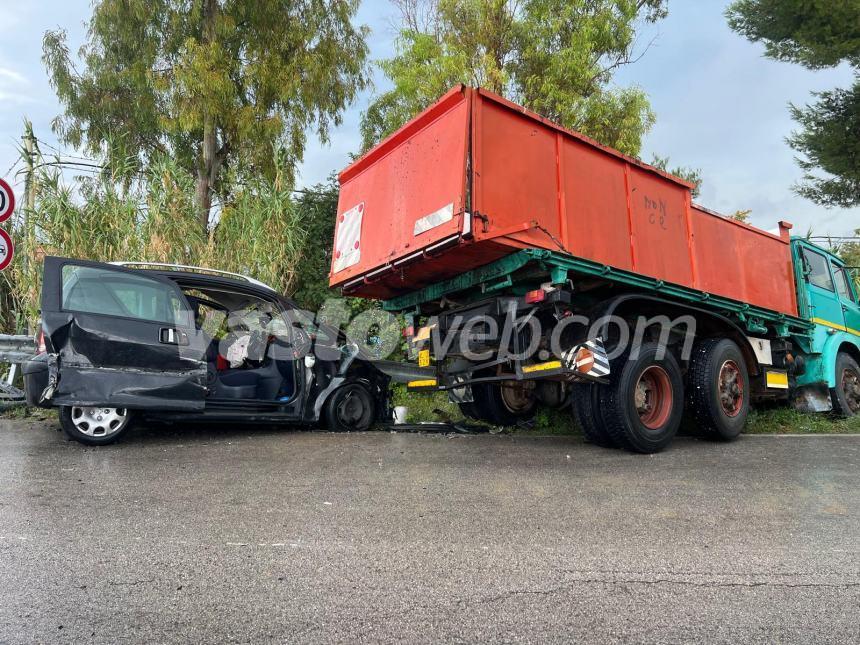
{"left": 418, "top": 349, "right": 431, "bottom": 367}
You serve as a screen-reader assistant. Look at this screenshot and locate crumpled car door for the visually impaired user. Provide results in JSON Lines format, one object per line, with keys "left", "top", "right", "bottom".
{"left": 38, "top": 256, "right": 208, "bottom": 410}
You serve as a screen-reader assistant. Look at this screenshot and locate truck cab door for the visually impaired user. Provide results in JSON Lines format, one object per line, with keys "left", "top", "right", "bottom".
{"left": 799, "top": 246, "right": 845, "bottom": 329}
{"left": 39, "top": 257, "right": 208, "bottom": 410}
{"left": 833, "top": 262, "right": 860, "bottom": 337}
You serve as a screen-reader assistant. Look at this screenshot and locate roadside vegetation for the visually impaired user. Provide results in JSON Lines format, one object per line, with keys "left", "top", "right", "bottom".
{"left": 391, "top": 385, "right": 860, "bottom": 436}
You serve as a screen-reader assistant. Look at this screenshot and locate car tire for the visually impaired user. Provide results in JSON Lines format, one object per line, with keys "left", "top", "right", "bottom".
{"left": 687, "top": 338, "right": 750, "bottom": 441}
{"left": 325, "top": 382, "right": 376, "bottom": 432}
{"left": 60, "top": 406, "right": 134, "bottom": 446}
{"left": 571, "top": 382, "right": 616, "bottom": 448}
{"left": 598, "top": 342, "right": 684, "bottom": 454}
{"left": 471, "top": 380, "right": 536, "bottom": 426}
{"left": 832, "top": 352, "right": 860, "bottom": 417}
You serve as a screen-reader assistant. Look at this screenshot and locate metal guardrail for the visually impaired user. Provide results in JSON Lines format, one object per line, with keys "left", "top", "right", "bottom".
{"left": 0, "top": 334, "right": 34, "bottom": 407}
{"left": 0, "top": 334, "right": 36, "bottom": 364}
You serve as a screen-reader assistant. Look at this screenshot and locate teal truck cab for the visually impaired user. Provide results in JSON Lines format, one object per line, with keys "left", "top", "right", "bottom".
{"left": 791, "top": 238, "right": 860, "bottom": 415}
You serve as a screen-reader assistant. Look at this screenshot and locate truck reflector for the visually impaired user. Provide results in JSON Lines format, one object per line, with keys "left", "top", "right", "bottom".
{"left": 333, "top": 202, "right": 364, "bottom": 273}
{"left": 765, "top": 370, "right": 789, "bottom": 389}
{"left": 524, "top": 289, "right": 546, "bottom": 304}
{"left": 522, "top": 360, "right": 562, "bottom": 373}
{"left": 408, "top": 379, "right": 438, "bottom": 389}
{"left": 413, "top": 203, "right": 454, "bottom": 236}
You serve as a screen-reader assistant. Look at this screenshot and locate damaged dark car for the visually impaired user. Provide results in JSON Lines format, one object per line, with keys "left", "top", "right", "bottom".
{"left": 23, "top": 257, "right": 392, "bottom": 445}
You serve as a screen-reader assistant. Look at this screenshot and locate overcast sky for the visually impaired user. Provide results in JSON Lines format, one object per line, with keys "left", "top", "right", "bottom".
{"left": 0, "top": 0, "right": 857, "bottom": 236}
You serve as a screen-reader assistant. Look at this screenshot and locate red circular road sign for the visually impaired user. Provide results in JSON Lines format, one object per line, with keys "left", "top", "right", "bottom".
{"left": 0, "top": 178, "right": 14, "bottom": 223}
{"left": 0, "top": 227, "right": 13, "bottom": 271}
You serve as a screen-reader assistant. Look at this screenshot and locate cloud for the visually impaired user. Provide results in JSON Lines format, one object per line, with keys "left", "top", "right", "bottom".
{"left": 0, "top": 66, "right": 28, "bottom": 85}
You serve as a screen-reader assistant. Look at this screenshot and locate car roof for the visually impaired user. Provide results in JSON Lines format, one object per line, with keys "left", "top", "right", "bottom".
{"left": 109, "top": 261, "right": 277, "bottom": 292}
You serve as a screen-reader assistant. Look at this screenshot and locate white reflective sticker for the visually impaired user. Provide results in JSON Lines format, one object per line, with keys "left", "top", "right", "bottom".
{"left": 413, "top": 203, "right": 454, "bottom": 236}
{"left": 333, "top": 203, "right": 364, "bottom": 273}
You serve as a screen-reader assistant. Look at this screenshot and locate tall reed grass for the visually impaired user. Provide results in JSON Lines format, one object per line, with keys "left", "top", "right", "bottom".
{"left": 0, "top": 138, "right": 314, "bottom": 332}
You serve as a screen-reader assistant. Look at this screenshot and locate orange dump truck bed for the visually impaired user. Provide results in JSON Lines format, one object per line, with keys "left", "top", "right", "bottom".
{"left": 330, "top": 85, "right": 798, "bottom": 317}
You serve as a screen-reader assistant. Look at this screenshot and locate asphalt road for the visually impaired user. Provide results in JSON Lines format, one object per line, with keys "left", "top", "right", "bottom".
{"left": 0, "top": 419, "right": 858, "bottom": 644}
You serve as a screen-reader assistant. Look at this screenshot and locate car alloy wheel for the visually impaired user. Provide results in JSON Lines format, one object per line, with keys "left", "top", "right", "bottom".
{"left": 70, "top": 406, "right": 130, "bottom": 438}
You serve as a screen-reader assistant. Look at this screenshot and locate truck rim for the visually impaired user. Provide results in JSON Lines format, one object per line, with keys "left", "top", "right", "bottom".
{"left": 500, "top": 381, "right": 534, "bottom": 413}
{"left": 718, "top": 360, "right": 744, "bottom": 417}
{"left": 842, "top": 367, "right": 860, "bottom": 414}
{"left": 634, "top": 366, "right": 673, "bottom": 430}
{"left": 71, "top": 406, "right": 128, "bottom": 437}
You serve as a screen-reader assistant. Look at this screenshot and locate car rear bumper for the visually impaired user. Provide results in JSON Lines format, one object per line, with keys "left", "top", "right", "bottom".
{"left": 22, "top": 354, "right": 51, "bottom": 408}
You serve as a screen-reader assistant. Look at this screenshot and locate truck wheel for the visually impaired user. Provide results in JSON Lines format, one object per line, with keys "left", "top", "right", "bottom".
{"left": 472, "top": 380, "right": 536, "bottom": 426}
{"left": 458, "top": 401, "right": 482, "bottom": 421}
{"left": 687, "top": 338, "right": 750, "bottom": 440}
{"left": 571, "top": 383, "right": 616, "bottom": 448}
{"left": 598, "top": 343, "right": 684, "bottom": 453}
{"left": 60, "top": 406, "right": 134, "bottom": 446}
{"left": 325, "top": 382, "right": 376, "bottom": 432}
{"left": 832, "top": 352, "right": 860, "bottom": 417}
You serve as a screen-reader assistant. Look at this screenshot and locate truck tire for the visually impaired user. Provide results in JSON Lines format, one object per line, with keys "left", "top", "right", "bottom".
{"left": 686, "top": 338, "right": 750, "bottom": 440}
{"left": 325, "top": 382, "right": 376, "bottom": 432}
{"left": 571, "top": 383, "right": 616, "bottom": 448}
{"left": 832, "top": 352, "right": 860, "bottom": 417}
{"left": 472, "top": 380, "right": 536, "bottom": 426}
{"left": 598, "top": 342, "right": 684, "bottom": 453}
{"left": 60, "top": 406, "right": 134, "bottom": 446}
{"left": 458, "top": 401, "right": 482, "bottom": 421}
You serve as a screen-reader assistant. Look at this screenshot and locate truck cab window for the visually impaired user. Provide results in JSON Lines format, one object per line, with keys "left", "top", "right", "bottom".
{"left": 834, "top": 266, "right": 856, "bottom": 302}
{"left": 802, "top": 248, "right": 834, "bottom": 291}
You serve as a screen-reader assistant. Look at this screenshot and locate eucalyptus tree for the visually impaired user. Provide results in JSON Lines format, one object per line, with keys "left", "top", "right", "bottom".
{"left": 43, "top": 0, "right": 370, "bottom": 228}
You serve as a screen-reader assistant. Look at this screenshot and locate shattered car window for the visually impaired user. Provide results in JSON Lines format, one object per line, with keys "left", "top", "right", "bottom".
{"left": 62, "top": 264, "right": 190, "bottom": 326}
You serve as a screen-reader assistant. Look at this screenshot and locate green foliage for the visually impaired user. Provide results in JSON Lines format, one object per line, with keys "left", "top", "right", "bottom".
{"left": 650, "top": 155, "right": 703, "bottom": 198}
{"left": 835, "top": 229, "right": 860, "bottom": 267}
{"left": 362, "top": 0, "right": 667, "bottom": 157}
{"left": 208, "top": 149, "right": 308, "bottom": 296}
{"left": 726, "top": 0, "right": 860, "bottom": 208}
{"left": 291, "top": 179, "right": 340, "bottom": 311}
{"left": 726, "top": 0, "right": 860, "bottom": 69}
{"left": 390, "top": 384, "right": 460, "bottom": 422}
{"left": 744, "top": 407, "right": 860, "bottom": 434}
{"left": 43, "top": 0, "right": 369, "bottom": 226}
{"left": 2, "top": 132, "right": 314, "bottom": 328}
{"left": 730, "top": 209, "right": 753, "bottom": 223}
{"left": 788, "top": 79, "right": 860, "bottom": 208}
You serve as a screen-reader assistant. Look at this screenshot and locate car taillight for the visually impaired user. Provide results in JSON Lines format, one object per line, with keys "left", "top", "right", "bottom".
{"left": 525, "top": 289, "right": 546, "bottom": 304}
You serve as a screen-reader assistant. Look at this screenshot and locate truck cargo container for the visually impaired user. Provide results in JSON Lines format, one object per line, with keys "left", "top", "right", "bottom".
{"left": 330, "top": 86, "right": 860, "bottom": 453}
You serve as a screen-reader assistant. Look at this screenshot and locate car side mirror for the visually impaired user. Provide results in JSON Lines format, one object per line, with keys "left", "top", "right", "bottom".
{"left": 800, "top": 255, "right": 812, "bottom": 280}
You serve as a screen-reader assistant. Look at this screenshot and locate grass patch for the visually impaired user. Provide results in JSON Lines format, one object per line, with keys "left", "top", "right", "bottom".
{"left": 392, "top": 385, "right": 582, "bottom": 435}
{"left": 390, "top": 384, "right": 462, "bottom": 424}
{"left": 0, "top": 405, "right": 56, "bottom": 421}
{"left": 744, "top": 407, "right": 860, "bottom": 434}
{"left": 393, "top": 387, "right": 859, "bottom": 436}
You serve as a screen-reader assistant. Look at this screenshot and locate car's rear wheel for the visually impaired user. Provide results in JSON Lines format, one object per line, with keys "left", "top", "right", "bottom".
{"left": 60, "top": 406, "right": 134, "bottom": 446}
{"left": 325, "top": 382, "right": 376, "bottom": 432}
